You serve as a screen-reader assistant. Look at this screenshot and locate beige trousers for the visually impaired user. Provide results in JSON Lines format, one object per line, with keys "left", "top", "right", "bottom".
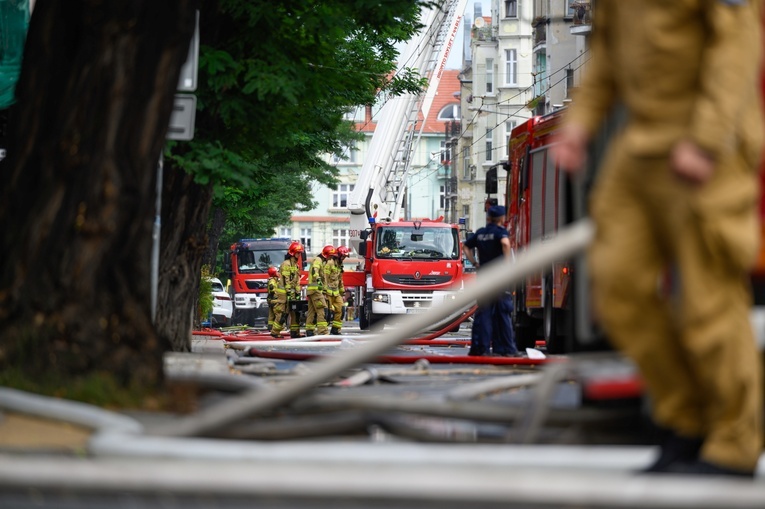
{"left": 588, "top": 136, "right": 763, "bottom": 471}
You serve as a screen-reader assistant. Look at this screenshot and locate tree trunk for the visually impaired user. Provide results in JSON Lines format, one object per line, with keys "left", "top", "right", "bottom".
{"left": 155, "top": 164, "right": 213, "bottom": 352}
{"left": 203, "top": 206, "right": 227, "bottom": 273}
{"left": 0, "top": 1, "right": 197, "bottom": 391}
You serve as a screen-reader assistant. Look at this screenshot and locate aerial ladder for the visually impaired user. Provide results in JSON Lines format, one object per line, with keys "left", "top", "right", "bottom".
{"left": 346, "top": 0, "right": 470, "bottom": 330}
{"left": 347, "top": 0, "right": 468, "bottom": 252}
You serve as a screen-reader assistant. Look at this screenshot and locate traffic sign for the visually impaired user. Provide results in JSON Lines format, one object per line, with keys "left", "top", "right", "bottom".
{"left": 177, "top": 10, "right": 199, "bottom": 92}
{"left": 167, "top": 94, "right": 196, "bottom": 141}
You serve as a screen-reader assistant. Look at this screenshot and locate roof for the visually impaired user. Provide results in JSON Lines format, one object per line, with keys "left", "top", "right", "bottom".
{"left": 357, "top": 70, "right": 461, "bottom": 136}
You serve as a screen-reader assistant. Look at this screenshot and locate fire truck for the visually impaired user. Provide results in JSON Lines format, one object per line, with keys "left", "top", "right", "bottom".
{"left": 346, "top": 0, "right": 468, "bottom": 330}
{"left": 503, "top": 108, "right": 615, "bottom": 354}
{"left": 226, "top": 238, "right": 307, "bottom": 326}
{"left": 353, "top": 220, "right": 463, "bottom": 329}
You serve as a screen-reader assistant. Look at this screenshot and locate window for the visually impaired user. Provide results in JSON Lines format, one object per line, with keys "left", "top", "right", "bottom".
{"left": 463, "top": 150, "right": 471, "bottom": 179}
{"left": 463, "top": 205, "right": 470, "bottom": 217}
{"left": 333, "top": 229, "right": 350, "bottom": 248}
{"left": 566, "top": 68, "right": 574, "bottom": 98}
{"left": 440, "top": 140, "right": 452, "bottom": 163}
{"left": 485, "top": 127, "right": 493, "bottom": 162}
{"left": 505, "top": 120, "right": 516, "bottom": 151}
{"left": 505, "top": 49, "right": 518, "bottom": 86}
{"left": 332, "top": 184, "right": 355, "bottom": 208}
{"left": 343, "top": 106, "right": 365, "bottom": 122}
{"left": 485, "top": 58, "right": 494, "bottom": 94}
{"left": 300, "top": 228, "right": 312, "bottom": 253}
{"left": 437, "top": 104, "right": 460, "bottom": 120}
{"left": 504, "top": 0, "right": 517, "bottom": 18}
{"left": 439, "top": 185, "right": 446, "bottom": 209}
{"left": 332, "top": 142, "right": 357, "bottom": 164}
{"left": 278, "top": 227, "right": 291, "bottom": 238}
{"left": 565, "top": 0, "right": 576, "bottom": 18}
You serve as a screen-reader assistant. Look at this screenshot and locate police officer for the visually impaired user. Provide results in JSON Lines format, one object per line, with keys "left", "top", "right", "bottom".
{"left": 554, "top": 1, "right": 763, "bottom": 477}
{"left": 305, "top": 246, "right": 332, "bottom": 336}
{"left": 266, "top": 266, "right": 280, "bottom": 331}
{"left": 271, "top": 241, "right": 304, "bottom": 339}
{"left": 462, "top": 205, "right": 518, "bottom": 357}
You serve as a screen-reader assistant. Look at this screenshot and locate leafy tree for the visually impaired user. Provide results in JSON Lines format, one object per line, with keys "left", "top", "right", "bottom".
{"left": 0, "top": 0, "right": 428, "bottom": 402}
{"left": 155, "top": 0, "right": 427, "bottom": 352}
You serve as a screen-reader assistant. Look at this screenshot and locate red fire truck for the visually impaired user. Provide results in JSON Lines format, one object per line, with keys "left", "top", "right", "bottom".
{"left": 226, "top": 238, "right": 308, "bottom": 326}
{"left": 354, "top": 219, "right": 463, "bottom": 330}
{"left": 507, "top": 100, "right": 765, "bottom": 355}
{"left": 504, "top": 107, "right": 618, "bottom": 354}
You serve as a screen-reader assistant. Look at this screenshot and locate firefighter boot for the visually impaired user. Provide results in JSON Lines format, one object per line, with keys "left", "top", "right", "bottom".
{"left": 330, "top": 327, "right": 341, "bottom": 336}
{"left": 306, "top": 330, "right": 315, "bottom": 337}
{"left": 290, "top": 330, "right": 300, "bottom": 338}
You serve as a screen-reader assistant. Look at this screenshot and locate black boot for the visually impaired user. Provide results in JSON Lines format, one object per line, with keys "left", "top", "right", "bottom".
{"left": 642, "top": 430, "right": 704, "bottom": 473}
{"left": 305, "top": 330, "right": 315, "bottom": 337}
{"left": 330, "top": 327, "right": 341, "bottom": 335}
{"left": 290, "top": 330, "right": 300, "bottom": 338}
{"left": 663, "top": 459, "right": 754, "bottom": 478}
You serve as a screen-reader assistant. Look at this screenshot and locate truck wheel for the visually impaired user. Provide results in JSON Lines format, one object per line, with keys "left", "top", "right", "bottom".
{"left": 544, "top": 278, "right": 566, "bottom": 354}
{"left": 512, "top": 289, "right": 537, "bottom": 350}
{"left": 359, "top": 304, "right": 369, "bottom": 330}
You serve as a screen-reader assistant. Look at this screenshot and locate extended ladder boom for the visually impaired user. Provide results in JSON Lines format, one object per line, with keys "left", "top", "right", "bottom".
{"left": 348, "top": 0, "right": 467, "bottom": 253}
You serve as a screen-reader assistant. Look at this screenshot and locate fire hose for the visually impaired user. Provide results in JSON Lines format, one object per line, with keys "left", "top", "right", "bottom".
{"left": 148, "top": 219, "right": 595, "bottom": 437}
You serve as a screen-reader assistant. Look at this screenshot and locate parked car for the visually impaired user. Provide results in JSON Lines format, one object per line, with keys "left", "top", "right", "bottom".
{"left": 209, "top": 277, "right": 233, "bottom": 327}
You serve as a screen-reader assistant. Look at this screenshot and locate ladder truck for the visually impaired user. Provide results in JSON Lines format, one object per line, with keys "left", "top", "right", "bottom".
{"left": 347, "top": 0, "right": 468, "bottom": 330}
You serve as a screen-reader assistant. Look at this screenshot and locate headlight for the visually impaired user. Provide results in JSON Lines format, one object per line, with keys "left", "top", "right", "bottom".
{"left": 447, "top": 294, "right": 457, "bottom": 300}
{"left": 372, "top": 294, "right": 390, "bottom": 304}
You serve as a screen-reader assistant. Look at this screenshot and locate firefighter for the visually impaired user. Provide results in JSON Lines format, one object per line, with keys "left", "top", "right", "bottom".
{"left": 271, "top": 241, "right": 304, "bottom": 339}
{"left": 325, "top": 245, "right": 351, "bottom": 334}
{"left": 336, "top": 246, "right": 352, "bottom": 322}
{"left": 305, "top": 247, "right": 332, "bottom": 336}
{"left": 553, "top": 1, "right": 764, "bottom": 477}
{"left": 266, "top": 266, "right": 279, "bottom": 331}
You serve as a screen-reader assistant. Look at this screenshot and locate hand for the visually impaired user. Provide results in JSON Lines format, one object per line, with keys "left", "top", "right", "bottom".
{"left": 551, "top": 122, "right": 589, "bottom": 174}
{"left": 671, "top": 140, "right": 715, "bottom": 185}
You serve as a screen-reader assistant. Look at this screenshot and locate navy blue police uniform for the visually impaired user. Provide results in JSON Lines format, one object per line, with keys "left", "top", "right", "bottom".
{"left": 462, "top": 206, "right": 518, "bottom": 356}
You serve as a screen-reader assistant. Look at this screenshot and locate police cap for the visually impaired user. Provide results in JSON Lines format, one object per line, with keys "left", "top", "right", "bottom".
{"left": 487, "top": 205, "right": 506, "bottom": 218}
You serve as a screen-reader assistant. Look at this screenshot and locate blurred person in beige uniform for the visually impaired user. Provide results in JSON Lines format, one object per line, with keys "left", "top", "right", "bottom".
{"left": 554, "top": 0, "right": 764, "bottom": 476}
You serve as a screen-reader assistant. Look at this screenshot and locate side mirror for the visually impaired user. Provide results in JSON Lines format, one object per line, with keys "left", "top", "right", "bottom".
{"left": 358, "top": 242, "right": 367, "bottom": 256}
{"left": 485, "top": 166, "right": 498, "bottom": 194}
{"left": 360, "top": 230, "right": 369, "bottom": 241}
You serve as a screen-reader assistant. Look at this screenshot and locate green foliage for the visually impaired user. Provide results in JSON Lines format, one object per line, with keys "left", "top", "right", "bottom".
{"left": 199, "top": 266, "right": 214, "bottom": 321}
{"left": 166, "top": 0, "right": 427, "bottom": 251}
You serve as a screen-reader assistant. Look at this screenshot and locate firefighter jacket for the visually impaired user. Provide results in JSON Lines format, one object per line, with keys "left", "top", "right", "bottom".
{"left": 278, "top": 257, "right": 301, "bottom": 300}
{"left": 324, "top": 257, "right": 342, "bottom": 297}
{"left": 307, "top": 256, "right": 326, "bottom": 293}
{"left": 267, "top": 276, "right": 279, "bottom": 304}
{"left": 567, "top": 0, "right": 764, "bottom": 168}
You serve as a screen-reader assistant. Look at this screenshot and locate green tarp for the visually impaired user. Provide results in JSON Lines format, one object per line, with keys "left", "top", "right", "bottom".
{"left": 0, "top": 0, "right": 29, "bottom": 109}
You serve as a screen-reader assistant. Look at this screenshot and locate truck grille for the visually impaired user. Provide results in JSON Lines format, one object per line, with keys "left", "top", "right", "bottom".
{"left": 382, "top": 275, "right": 452, "bottom": 286}
{"left": 245, "top": 281, "right": 267, "bottom": 290}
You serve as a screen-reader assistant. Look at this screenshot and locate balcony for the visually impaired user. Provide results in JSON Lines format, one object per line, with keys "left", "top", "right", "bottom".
{"left": 472, "top": 26, "right": 497, "bottom": 42}
{"left": 570, "top": 1, "right": 592, "bottom": 35}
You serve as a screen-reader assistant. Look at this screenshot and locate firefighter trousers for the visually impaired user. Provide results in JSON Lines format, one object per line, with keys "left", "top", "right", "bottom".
{"left": 588, "top": 136, "right": 763, "bottom": 471}
{"left": 306, "top": 290, "right": 329, "bottom": 335}
{"left": 328, "top": 293, "right": 344, "bottom": 332}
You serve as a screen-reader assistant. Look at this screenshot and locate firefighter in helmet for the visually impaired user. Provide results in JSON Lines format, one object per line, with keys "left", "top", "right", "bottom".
{"left": 266, "top": 266, "right": 280, "bottom": 331}
{"left": 336, "top": 246, "right": 352, "bottom": 323}
{"left": 305, "top": 246, "right": 332, "bottom": 336}
{"left": 324, "top": 245, "right": 346, "bottom": 335}
{"left": 271, "top": 241, "right": 304, "bottom": 338}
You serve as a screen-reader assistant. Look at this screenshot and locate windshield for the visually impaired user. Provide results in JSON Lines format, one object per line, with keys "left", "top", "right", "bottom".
{"left": 237, "top": 249, "right": 286, "bottom": 273}
{"left": 375, "top": 226, "right": 460, "bottom": 260}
